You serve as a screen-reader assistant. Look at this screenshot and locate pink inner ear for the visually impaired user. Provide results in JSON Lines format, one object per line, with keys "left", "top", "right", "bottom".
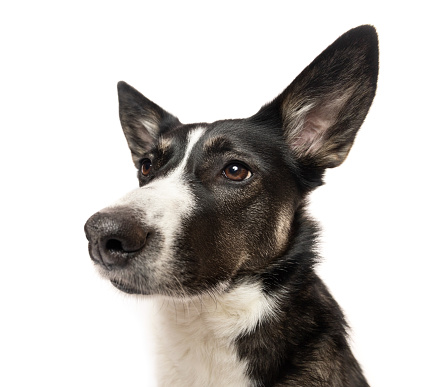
{"left": 291, "top": 107, "right": 336, "bottom": 157}
{"left": 290, "top": 88, "right": 354, "bottom": 157}
{"left": 140, "top": 118, "right": 160, "bottom": 140}
{"left": 293, "top": 113, "right": 332, "bottom": 155}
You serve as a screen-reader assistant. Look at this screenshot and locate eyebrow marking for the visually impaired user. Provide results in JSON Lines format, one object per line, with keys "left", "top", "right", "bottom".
{"left": 203, "top": 136, "right": 233, "bottom": 152}
{"left": 202, "top": 136, "right": 234, "bottom": 154}
{"left": 158, "top": 136, "right": 173, "bottom": 153}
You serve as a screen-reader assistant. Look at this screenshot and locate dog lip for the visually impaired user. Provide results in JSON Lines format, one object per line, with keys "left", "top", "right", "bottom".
{"left": 110, "top": 279, "right": 144, "bottom": 295}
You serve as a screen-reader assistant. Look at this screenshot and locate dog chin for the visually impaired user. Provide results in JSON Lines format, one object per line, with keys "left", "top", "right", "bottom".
{"left": 110, "top": 279, "right": 147, "bottom": 295}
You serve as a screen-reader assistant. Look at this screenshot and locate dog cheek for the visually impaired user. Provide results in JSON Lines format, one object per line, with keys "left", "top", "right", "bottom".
{"left": 182, "top": 214, "right": 240, "bottom": 287}
{"left": 211, "top": 206, "right": 269, "bottom": 272}
{"left": 272, "top": 206, "right": 295, "bottom": 256}
{"left": 234, "top": 197, "right": 296, "bottom": 271}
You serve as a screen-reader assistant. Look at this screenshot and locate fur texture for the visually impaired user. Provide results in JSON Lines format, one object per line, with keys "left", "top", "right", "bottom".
{"left": 85, "top": 25, "right": 379, "bottom": 386}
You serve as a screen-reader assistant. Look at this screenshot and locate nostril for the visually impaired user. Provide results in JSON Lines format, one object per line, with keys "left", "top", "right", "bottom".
{"left": 103, "top": 233, "right": 149, "bottom": 255}
{"left": 85, "top": 208, "right": 150, "bottom": 267}
{"left": 106, "top": 239, "right": 124, "bottom": 253}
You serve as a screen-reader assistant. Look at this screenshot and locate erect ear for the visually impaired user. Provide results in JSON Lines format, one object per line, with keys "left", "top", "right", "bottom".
{"left": 117, "top": 81, "right": 181, "bottom": 165}
{"left": 255, "top": 25, "right": 379, "bottom": 169}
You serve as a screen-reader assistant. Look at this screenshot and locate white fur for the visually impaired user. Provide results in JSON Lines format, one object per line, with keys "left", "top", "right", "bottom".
{"left": 153, "top": 281, "right": 279, "bottom": 387}
{"left": 107, "top": 128, "right": 206, "bottom": 289}
{"left": 104, "top": 129, "right": 281, "bottom": 385}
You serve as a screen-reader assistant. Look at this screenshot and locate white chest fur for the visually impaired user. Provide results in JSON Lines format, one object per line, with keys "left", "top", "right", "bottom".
{"left": 152, "top": 282, "right": 278, "bottom": 387}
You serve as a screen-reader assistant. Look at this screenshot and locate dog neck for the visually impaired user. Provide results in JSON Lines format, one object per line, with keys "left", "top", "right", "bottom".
{"left": 151, "top": 281, "right": 278, "bottom": 386}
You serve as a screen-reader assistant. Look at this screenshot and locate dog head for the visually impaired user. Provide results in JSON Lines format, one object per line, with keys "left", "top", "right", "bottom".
{"left": 84, "top": 25, "right": 378, "bottom": 297}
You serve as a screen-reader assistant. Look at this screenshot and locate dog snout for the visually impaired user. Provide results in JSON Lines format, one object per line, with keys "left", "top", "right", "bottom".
{"left": 84, "top": 208, "right": 148, "bottom": 269}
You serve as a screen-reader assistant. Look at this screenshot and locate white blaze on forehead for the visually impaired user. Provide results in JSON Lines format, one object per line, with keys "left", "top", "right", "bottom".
{"left": 116, "top": 126, "right": 206, "bottom": 210}
{"left": 171, "top": 127, "right": 205, "bottom": 178}
{"left": 109, "top": 127, "right": 206, "bottom": 274}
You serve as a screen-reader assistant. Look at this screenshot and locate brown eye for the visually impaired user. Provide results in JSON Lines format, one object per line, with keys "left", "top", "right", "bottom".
{"left": 223, "top": 163, "right": 252, "bottom": 181}
{"left": 140, "top": 159, "right": 152, "bottom": 176}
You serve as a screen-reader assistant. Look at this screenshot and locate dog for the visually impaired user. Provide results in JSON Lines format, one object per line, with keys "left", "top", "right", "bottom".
{"left": 85, "top": 25, "right": 378, "bottom": 386}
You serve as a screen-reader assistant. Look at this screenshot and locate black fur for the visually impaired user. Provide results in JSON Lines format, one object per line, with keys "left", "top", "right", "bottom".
{"left": 85, "top": 25, "right": 378, "bottom": 386}
{"left": 235, "top": 212, "right": 369, "bottom": 386}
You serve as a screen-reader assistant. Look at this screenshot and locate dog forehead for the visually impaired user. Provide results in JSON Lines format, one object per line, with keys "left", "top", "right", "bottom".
{"left": 159, "top": 119, "right": 270, "bottom": 163}
{"left": 189, "top": 120, "right": 258, "bottom": 158}
{"left": 156, "top": 124, "right": 207, "bottom": 157}
{"left": 182, "top": 127, "right": 207, "bottom": 161}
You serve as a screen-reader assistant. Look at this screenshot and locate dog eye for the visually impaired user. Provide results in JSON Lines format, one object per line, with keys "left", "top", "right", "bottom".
{"left": 223, "top": 163, "right": 252, "bottom": 181}
{"left": 140, "top": 159, "right": 153, "bottom": 176}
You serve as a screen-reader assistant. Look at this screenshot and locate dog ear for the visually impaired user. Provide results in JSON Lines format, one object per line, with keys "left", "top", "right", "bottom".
{"left": 117, "top": 81, "right": 181, "bottom": 164}
{"left": 255, "top": 25, "right": 378, "bottom": 169}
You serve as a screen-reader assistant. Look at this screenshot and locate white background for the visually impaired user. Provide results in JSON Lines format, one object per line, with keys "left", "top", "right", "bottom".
{"left": 1, "top": 1, "right": 443, "bottom": 386}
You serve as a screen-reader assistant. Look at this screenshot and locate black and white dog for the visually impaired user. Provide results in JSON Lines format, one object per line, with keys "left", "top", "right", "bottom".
{"left": 85, "top": 25, "right": 378, "bottom": 386}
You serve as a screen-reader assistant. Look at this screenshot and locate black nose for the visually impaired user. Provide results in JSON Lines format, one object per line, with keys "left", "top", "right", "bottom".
{"left": 84, "top": 208, "right": 148, "bottom": 269}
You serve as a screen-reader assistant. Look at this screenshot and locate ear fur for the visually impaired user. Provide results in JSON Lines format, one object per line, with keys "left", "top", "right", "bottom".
{"left": 255, "top": 25, "right": 379, "bottom": 169}
{"left": 117, "top": 81, "right": 181, "bottom": 164}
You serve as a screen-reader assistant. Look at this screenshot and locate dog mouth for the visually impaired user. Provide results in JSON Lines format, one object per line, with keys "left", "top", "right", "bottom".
{"left": 110, "top": 279, "right": 145, "bottom": 295}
